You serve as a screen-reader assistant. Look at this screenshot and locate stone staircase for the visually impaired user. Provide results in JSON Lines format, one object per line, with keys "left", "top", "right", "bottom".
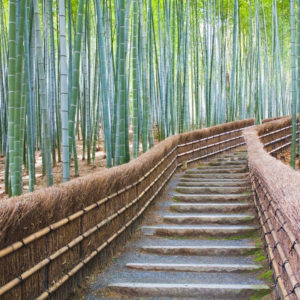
{"left": 85, "top": 150, "right": 274, "bottom": 299}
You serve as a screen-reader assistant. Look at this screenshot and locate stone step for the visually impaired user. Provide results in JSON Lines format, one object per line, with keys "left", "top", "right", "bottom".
{"left": 105, "top": 268, "right": 267, "bottom": 286}
{"left": 186, "top": 168, "right": 248, "bottom": 174}
{"left": 124, "top": 248, "right": 258, "bottom": 264}
{"left": 179, "top": 177, "right": 250, "bottom": 183}
{"left": 78, "top": 149, "right": 273, "bottom": 300}
{"left": 141, "top": 244, "right": 258, "bottom": 256}
{"left": 223, "top": 157, "right": 248, "bottom": 161}
{"left": 163, "top": 213, "right": 255, "bottom": 225}
{"left": 197, "top": 165, "right": 248, "bottom": 170}
{"left": 178, "top": 181, "right": 250, "bottom": 187}
{"left": 204, "top": 160, "right": 248, "bottom": 166}
{"left": 141, "top": 224, "right": 257, "bottom": 237}
{"left": 225, "top": 153, "right": 248, "bottom": 157}
{"left": 126, "top": 262, "right": 262, "bottom": 273}
{"left": 176, "top": 186, "right": 250, "bottom": 194}
{"left": 108, "top": 282, "right": 270, "bottom": 299}
{"left": 223, "top": 158, "right": 248, "bottom": 163}
{"left": 173, "top": 193, "right": 251, "bottom": 202}
{"left": 170, "top": 203, "right": 253, "bottom": 213}
{"left": 183, "top": 173, "right": 248, "bottom": 179}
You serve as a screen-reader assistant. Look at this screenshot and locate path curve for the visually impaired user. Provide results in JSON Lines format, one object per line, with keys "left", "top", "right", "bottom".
{"left": 79, "top": 149, "right": 275, "bottom": 299}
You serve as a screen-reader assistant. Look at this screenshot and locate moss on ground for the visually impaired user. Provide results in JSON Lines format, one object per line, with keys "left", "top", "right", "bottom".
{"left": 258, "top": 270, "right": 273, "bottom": 281}
{"left": 248, "top": 288, "right": 271, "bottom": 300}
{"left": 197, "top": 163, "right": 207, "bottom": 167}
{"left": 208, "top": 162, "right": 219, "bottom": 166}
{"left": 254, "top": 253, "right": 267, "bottom": 262}
{"left": 244, "top": 190, "right": 253, "bottom": 196}
{"left": 226, "top": 230, "right": 272, "bottom": 296}
{"left": 168, "top": 236, "right": 190, "bottom": 240}
{"left": 224, "top": 231, "right": 257, "bottom": 240}
{"left": 244, "top": 215, "right": 255, "bottom": 221}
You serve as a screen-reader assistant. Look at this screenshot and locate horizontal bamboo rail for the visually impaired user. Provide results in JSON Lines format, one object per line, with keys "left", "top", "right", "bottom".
{"left": 177, "top": 134, "right": 244, "bottom": 158}
{"left": 0, "top": 147, "right": 178, "bottom": 259}
{"left": 250, "top": 174, "right": 300, "bottom": 299}
{"left": 0, "top": 120, "right": 252, "bottom": 299}
{"left": 177, "top": 127, "right": 244, "bottom": 148}
{"left": 269, "top": 138, "right": 299, "bottom": 155}
{"left": 250, "top": 176, "right": 289, "bottom": 299}
{"left": 260, "top": 125, "right": 293, "bottom": 139}
{"left": 254, "top": 177, "right": 300, "bottom": 260}
{"left": 180, "top": 141, "right": 246, "bottom": 166}
{"left": 264, "top": 133, "right": 293, "bottom": 147}
{"left": 245, "top": 118, "right": 300, "bottom": 299}
{"left": 259, "top": 121, "right": 300, "bottom": 155}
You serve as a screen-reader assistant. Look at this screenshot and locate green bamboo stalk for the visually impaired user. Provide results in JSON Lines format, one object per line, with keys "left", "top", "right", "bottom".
{"left": 290, "top": 0, "right": 297, "bottom": 168}
{"left": 7, "top": 0, "right": 17, "bottom": 195}
{"left": 139, "top": 0, "right": 150, "bottom": 153}
{"left": 13, "top": 0, "right": 26, "bottom": 195}
{"left": 69, "top": 0, "right": 85, "bottom": 176}
{"left": 297, "top": 0, "right": 300, "bottom": 156}
{"left": 33, "top": 0, "right": 53, "bottom": 186}
{"left": 24, "top": 0, "right": 35, "bottom": 192}
{"left": 115, "top": 0, "right": 128, "bottom": 165}
{"left": 95, "top": 0, "right": 112, "bottom": 167}
{"left": 183, "top": 0, "right": 190, "bottom": 132}
{"left": 59, "top": 0, "right": 70, "bottom": 182}
{"left": 229, "top": 0, "right": 238, "bottom": 122}
{"left": 0, "top": 0, "right": 297, "bottom": 198}
{"left": 132, "top": 0, "right": 139, "bottom": 158}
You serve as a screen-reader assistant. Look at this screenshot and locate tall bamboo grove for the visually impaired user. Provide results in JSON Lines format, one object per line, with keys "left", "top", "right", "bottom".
{"left": 0, "top": 0, "right": 294, "bottom": 196}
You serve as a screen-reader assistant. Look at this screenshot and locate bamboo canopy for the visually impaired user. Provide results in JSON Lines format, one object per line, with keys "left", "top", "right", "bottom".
{"left": 0, "top": 0, "right": 295, "bottom": 196}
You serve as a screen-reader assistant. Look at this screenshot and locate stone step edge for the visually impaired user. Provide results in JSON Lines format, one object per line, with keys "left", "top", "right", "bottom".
{"left": 141, "top": 225, "right": 257, "bottom": 236}
{"left": 140, "top": 245, "right": 258, "bottom": 256}
{"left": 125, "top": 262, "right": 262, "bottom": 272}
{"left": 163, "top": 214, "right": 255, "bottom": 219}
{"left": 108, "top": 282, "right": 270, "bottom": 297}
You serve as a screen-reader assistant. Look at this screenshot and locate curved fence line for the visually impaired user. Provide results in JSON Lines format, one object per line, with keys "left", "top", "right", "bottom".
{"left": 0, "top": 119, "right": 253, "bottom": 299}
{"left": 36, "top": 158, "right": 177, "bottom": 300}
{"left": 250, "top": 177, "right": 289, "bottom": 299}
{"left": 250, "top": 175, "right": 300, "bottom": 299}
{"left": 258, "top": 116, "right": 299, "bottom": 155}
{"left": 0, "top": 146, "right": 178, "bottom": 260}
{"left": 244, "top": 118, "right": 300, "bottom": 300}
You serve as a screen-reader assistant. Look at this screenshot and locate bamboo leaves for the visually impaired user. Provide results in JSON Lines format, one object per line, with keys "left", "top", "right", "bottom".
{"left": 1, "top": 0, "right": 297, "bottom": 196}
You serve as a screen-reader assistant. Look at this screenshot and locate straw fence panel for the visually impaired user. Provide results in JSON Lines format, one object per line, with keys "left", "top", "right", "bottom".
{"left": 0, "top": 119, "right": 254, "bottom": 300}
{"left": 244, "top": 120, "right": 300, "bottom": 300}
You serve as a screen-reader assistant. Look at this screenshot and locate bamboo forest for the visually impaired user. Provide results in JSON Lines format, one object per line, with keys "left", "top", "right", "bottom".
{"left": 0, "top": 0, "right": 295, "bottom": 197}
{"left": 2, "top": 1, "right": 300, "bottom": 299}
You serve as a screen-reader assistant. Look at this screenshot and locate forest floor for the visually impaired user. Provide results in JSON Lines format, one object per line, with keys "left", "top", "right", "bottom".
{"left": 276, "top": 148, "right": 300, "bottom": 170}
{"left": 0, "top": 139, "right": 107, "bottom": 201}
{"left": 0, "top": 130, "right": 160, "bottom": 201}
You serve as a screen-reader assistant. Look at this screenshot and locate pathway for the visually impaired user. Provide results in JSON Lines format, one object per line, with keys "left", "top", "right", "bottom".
{"left": 81, "top": 149, "right": 274, "bottom": 299}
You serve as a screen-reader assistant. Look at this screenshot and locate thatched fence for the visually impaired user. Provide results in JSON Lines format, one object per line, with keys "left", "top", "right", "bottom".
{"left": 244, "top": 116, "right": 300, "bottom": 300}
{"left": 0, "top": 119, "right": 254, "bottom": 300}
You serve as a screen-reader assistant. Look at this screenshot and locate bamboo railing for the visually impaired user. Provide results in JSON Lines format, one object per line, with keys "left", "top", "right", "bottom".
{"left": 0, "top": 119, "right": 254, "bottom": 300}
{"left": 244, "top": 118, "right": 300, "bottom": 300}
